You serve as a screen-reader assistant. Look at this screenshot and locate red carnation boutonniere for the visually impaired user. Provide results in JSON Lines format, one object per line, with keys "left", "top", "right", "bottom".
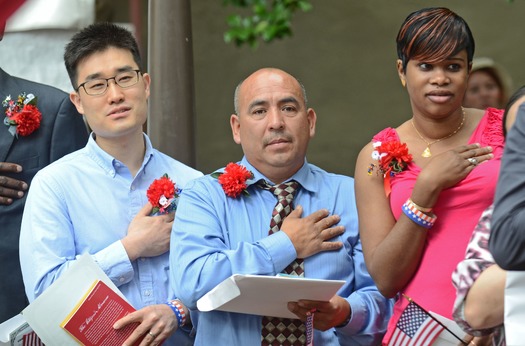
{"left": 368, "top": 128, "right": 412, "bottom": 196}
{"left": 3, "top": 93, "right": 42, "bottom": 137}
{"left": 211, "top": 162, "right": 254, "bottom": 198}
{"left": 147, "top": 173, "right": 181, "bottom": 215}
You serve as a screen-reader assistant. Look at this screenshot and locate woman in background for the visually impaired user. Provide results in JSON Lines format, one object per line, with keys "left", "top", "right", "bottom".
{"left": 463, "top": 57, "right": 512, "bottom": 110}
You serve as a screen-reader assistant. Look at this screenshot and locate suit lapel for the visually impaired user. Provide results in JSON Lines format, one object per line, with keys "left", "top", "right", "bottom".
{"left": 0, "top": 68, "right": 17, "bottom": 162}
{"left": 0, "top": 121, "right": 15, "bottom": 162}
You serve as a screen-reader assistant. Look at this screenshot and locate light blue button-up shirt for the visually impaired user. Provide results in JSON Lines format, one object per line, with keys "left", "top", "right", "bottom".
{"left": 170, "top": 157, "right": 392, "bottom": 345}
{"left": 20, "top": 134, "right": 202, "bottom": 344}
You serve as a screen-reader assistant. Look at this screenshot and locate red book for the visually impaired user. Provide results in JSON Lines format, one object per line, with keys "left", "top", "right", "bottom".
{"left": 60, "top": 280, "right": 143, "bottom": 346}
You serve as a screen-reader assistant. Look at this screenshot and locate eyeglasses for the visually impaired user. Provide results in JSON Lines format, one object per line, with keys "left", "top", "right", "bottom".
{"left": 76, "top": 69, "right": 141, "bottom": 96}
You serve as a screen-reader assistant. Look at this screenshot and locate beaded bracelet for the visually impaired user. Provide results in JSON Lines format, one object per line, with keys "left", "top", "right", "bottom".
{"left": 402, "top": 198, "right": 437, "bottom": 229}
{"left": 166, "top": 299, "right": 187, "bottom": 328}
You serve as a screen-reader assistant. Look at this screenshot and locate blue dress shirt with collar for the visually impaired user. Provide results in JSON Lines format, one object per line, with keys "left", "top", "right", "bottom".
{"left": 19, "top": 134, "right": 202, "bottom": 344}
{"left": 170, "top": 157, "right": 392, "bottom": 346}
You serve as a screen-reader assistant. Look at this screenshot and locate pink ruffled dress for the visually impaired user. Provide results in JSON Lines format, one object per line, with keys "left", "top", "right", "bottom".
{"left": 379, "top": 108, "right": 505, "bottom": 344}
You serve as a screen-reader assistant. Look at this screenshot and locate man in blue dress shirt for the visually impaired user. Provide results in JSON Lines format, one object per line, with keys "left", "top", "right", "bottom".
{"left": 170, "top": 68, "right": 392, "bottom": 345}
{"left": 19, "top": 23, "right": 201, "bottom": 345}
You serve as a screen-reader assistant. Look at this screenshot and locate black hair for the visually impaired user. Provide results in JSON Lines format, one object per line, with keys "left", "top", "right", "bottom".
{"left": 396, "top": 7, "right": 475, "bottom": 72}
{"left": 64, "top": 22, "right": 142, "bottom": 89}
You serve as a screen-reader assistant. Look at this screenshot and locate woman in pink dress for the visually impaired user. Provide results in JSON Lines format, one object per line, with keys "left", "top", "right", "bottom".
{"left": 354, "top": 7, "right": 505, "bottom": 345}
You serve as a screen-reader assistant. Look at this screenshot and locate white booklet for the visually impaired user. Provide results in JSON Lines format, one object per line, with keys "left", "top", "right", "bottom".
{"left": 197, "top": 274, "right": 345, "bottom": 319}
{"left": 22, "top": 254, "right": 129, "bottom": 345}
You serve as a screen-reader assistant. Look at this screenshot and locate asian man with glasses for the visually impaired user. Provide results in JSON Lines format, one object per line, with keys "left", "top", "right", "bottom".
{"left": 19, "top": 22, "right": 202, "bottom": 346}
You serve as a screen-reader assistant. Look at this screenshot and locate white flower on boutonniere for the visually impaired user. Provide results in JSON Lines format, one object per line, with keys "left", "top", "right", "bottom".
{"left": 2, "top": 92, "right": 42, "bottom": 137}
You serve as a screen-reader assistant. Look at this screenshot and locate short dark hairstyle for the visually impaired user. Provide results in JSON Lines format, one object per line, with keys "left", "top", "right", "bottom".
{"left": 396, "top": 7, "right": 475, "bottom": 72}
{"left": 64, "top": 22, "right": 142, "bottom": 89}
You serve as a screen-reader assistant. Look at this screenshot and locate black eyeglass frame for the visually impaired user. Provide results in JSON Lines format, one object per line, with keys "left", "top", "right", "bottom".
{"left": 75, "top": 69, "right": 142, "bottom": 96}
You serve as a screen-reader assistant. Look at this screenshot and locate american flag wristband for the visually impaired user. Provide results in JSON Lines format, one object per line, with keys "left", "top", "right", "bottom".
{"left": 407, "top": 197, "right": 432, "bottom": 213}
{"left": 166, "top": 299, "right": 187, "bottom": 327}
{"left": 402, "top": 199, "right": 437, "bottom": 229}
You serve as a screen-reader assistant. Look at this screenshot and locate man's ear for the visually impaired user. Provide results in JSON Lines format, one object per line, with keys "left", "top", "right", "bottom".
{"left": 307, "top": 108, "right": 316, "bottom": 138}
{"left": 230, "top": 114, "right": 241, "bottom": 144}
{"left": 142, "top": 72, "right": 151, "bottom": 98}
{"left": 70, "top": 92, "right": 84, "bottom": 115}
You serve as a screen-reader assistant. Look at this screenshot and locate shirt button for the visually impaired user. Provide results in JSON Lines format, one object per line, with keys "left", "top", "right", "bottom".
{"left": 119, "top": 277, "right": 125, "bottom": 283}
{"left": 130, "top": 185, "right": 136, "bottom": 191}
{"left": 144, "top": 290, "right": 151, "bottom": 296}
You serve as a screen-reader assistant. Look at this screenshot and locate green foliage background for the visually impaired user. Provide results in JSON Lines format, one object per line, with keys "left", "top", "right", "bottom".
{"left": 223, "top": 0, "right": 313, "bottom": 48}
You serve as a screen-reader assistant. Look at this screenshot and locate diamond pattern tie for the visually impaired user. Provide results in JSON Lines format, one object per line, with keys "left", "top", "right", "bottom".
{"left": 259, "top": 180, "right": 306, "bottom": 346}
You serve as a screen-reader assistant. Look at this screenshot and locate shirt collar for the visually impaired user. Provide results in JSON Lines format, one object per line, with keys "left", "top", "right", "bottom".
{"left": 86, "top": 133, "right": 154, "bottom": 177}
{"left": 239, "top": 156, "right": 316, "bottom": 193}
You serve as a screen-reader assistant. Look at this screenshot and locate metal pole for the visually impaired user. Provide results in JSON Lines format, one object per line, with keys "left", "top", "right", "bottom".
{"left": 147, "top": 0, "right": 196, "bottom": 167}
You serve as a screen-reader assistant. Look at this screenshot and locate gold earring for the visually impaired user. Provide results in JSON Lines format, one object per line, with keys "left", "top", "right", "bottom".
{"left": 401, "top": 79, "right": 406, "bottom": 87}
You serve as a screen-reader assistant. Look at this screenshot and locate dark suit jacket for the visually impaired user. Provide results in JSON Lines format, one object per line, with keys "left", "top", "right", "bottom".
{"left": 0, "top": 68, "right": 88, "bottom": 322}
{"left": 491, "top": 103, "right": 525, "bottom": 270}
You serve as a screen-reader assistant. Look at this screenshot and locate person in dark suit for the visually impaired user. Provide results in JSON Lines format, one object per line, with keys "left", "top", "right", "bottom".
{"left": 0, "top": 21, "right": 88, "bottom": 322}
{"left": 490, "top": 102, "right": 525, "bottom": 269}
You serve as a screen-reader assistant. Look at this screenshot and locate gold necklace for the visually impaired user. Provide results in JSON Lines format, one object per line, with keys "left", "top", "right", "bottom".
{"left": 411, "top": 107, "right": 466, "bottom": 158}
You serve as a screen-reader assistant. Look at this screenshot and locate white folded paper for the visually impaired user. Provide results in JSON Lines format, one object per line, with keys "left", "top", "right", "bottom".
{"left": 197, "top": 274, "right": 345, "bottom": 319}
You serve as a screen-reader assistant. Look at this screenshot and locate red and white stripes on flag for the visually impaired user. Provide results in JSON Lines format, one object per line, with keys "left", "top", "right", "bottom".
{"left": 22, "top": 331, "right": 44, "bottom": 346}
{"left": 387, "top": 300, "right": 444, "bottom": 346}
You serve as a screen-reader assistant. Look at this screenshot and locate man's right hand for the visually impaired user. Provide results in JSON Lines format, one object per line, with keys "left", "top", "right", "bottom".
{"left": 0, "top": 162, "right": 27, "bottom": 205}
{"left": 114, "top": 303, "right": 178, "bottom": 346}
{"left": 121, "top": 202, "right": 174, "bottom": 261}
{"left": 280, "top": 206, "right": 344, "bottom": 259}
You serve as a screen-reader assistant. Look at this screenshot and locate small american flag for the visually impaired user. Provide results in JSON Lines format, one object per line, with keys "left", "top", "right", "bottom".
{"left": 306, "top": 310, "right": 314, "bottom": 346}
{"left": 22, "top": 331, "right": 44, "bottom": 346}
{"left": 387, "top": 299, "right": 444, "bottom": 346}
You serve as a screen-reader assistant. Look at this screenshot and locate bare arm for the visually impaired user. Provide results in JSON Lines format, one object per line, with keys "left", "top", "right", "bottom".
{"left": 354, "top": 144, "right": 427, "bottom": 297}
{"left": 464, "top": 264, "right": 505, "bottom": 329}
